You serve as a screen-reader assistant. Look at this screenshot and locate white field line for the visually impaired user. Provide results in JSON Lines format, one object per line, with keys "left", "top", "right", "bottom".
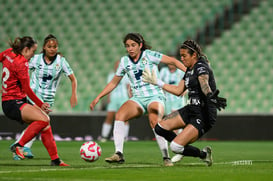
{"left": 0, "top": 160, "right": 272, "bottom": 174}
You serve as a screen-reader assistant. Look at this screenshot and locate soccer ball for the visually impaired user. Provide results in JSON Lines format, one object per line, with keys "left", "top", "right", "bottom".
{"left": 80, "top": 141, "right": 102, "bottom": 162}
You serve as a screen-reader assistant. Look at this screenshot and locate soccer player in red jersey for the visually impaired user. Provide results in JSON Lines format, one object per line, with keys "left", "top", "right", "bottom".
{"left": 0, "top": 36, "right": 69, "bottom": 166}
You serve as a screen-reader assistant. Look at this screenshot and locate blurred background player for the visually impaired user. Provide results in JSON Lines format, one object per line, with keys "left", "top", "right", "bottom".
{"left": 159, "top": 62, "right": 187, "bottom": 163}
{"left": 99, "top": 60, "right": 131, "bottom": 142}
{"left": 90, "top": 32, "right": 186, "bottom": 166}
{"left": 10, "top": 34, "right": 78, "bottom": 160}
{"left": 1, "top": 36, "right": 68, "bottom": 166}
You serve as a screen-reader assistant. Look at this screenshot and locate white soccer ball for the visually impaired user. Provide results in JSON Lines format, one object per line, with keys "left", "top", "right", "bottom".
{"left": 80, "top": 141, "right": 102, "bottom": 162}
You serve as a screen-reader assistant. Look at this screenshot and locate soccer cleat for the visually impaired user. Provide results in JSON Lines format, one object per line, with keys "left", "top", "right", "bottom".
{"left": 202, "top": 146, "right": 213, "bottom": 166}
{"left": 171, "top": 154, "right": 184, "bottom": 163}
{"left": 50, "top": 160, "right": 70, "bottom": 166}
{"left": 12, "top": 153, "right": 21, "bottom": 160}
{"left": 23, "top": 147, "right": 34, "bottom": 159}
{"left": 105, "top": 151, "right": 125, "bottom": 164}
{"left": 10, "top": 144, "right": 25, "bottom": 160}
{"left": 163, "top": 157, "right": 174, "bottom": 166}
{"left": 100, "top": 138, "right": 107, "bottom": 143}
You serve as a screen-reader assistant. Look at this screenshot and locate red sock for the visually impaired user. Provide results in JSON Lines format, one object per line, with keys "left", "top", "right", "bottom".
{"left": 41, "top": 126, "right": 59, "bottom": 160}
{"left": 18, "top": 121, "right": 48, "bottom": 146}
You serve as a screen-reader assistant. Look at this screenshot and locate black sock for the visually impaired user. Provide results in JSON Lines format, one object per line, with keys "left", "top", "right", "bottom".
{"left": 52, "top": 158, "right": 61, "bottom": 165}
{"left": 154, "top": 124, "right": 176, "bottom": 142}
{"left": 182, "top": 145, "right": 206, "bottom": 159}
{"left": 14, "top": 143, "right": 23, "bottom": 147}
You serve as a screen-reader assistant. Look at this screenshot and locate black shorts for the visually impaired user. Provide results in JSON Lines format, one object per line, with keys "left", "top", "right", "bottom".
{"left": 2, "top": 97, "right": 31, "bottom": 124}
{"left": 178, "top": 104, "right": 215, "bottom": 138}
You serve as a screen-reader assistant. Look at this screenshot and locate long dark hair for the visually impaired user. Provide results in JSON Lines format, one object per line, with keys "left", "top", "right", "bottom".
{"left": 180, "top": 40, "right": 209, "bottom": 62}
{"left": 41, "top": 34, "right": 62, "bottom": 56}
{"left": 123, "top": 33, "right": 152, "bottom": 51}
{"left": 9, "top": 36, "right": 37, "bottom": 55}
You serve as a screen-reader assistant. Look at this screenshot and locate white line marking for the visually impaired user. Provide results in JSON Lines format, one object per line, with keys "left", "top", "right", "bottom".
{"left": 0, "top": 160, "right": 272, "bottom": 174}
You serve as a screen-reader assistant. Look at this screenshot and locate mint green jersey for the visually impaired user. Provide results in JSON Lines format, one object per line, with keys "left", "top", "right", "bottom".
{"left": 29, "top": 53, "right": 73, "bottom": 106}
{"left": 116, "top": 49, "right": 164, "bottom": 98}
{"left": 160, "top": 66, "right": 185, "bottom": 114}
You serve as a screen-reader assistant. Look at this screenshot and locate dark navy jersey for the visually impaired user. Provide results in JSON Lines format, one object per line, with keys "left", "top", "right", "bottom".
{"left": 183, "top": 58, "right": 216, "bottom": 105}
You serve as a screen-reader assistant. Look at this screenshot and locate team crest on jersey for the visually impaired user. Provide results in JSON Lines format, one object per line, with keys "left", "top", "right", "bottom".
{"left": 142, "top": 57, "right": 147, "bottom": 65}
{"left": 25, "top": 62, "right": 29, "bottom": 67}
{"left": 55, "top": 63, "right": 60, "bottom": 71}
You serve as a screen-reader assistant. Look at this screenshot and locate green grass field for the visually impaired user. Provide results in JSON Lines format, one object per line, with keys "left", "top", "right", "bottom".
{"left": 0, "top": 140, "right": 272, "bottom": 181}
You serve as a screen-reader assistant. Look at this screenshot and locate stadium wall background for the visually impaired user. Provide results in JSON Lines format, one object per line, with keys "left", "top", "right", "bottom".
{"left": 0, "top": 113, "right": 272, "bottom": 141}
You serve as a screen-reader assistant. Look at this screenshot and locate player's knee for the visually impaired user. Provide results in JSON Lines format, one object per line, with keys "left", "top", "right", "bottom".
{"left": 155, "top": 123, "right": 176, "bottom": 142}
{"left": 42, "top": 113, "right": 50, "bottom": 123}
{"left": 170, "top": 141, "right": 184, "bottom": 154}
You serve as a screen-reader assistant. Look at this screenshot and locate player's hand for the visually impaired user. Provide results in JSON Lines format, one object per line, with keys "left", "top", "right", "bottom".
{"left": 142, "top": 68, "right": 157, "bottom": 85}
{"left": 41, "top": 103, "right": 52, "bottom": 114}
{"left": 207, "top": 89, "right": 227, "bottom": 111}
{"left": 90, "top": 97, "right": 100, "bottom": 111}
{"left": 142, "top": 68, "right": 165, "bottom": 88}
{"left": 70, "top": 95, "right": 78, "bottom": 108}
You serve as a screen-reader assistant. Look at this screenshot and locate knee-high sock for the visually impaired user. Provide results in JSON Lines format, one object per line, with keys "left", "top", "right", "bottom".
{"left": 124, "top": 123, "right": 130, "bottom": 139}
{"left": 183, "top": 145, "right": 206, "bottom": 158}
{"left": 153, "top": 129, "right": 170, "bottom": 158}
{"left": 14, "top": 129, "right": 36, "bottom": 148}
{"left": 113, "top": 121, "right": 125, "bottom": 153}
{"left": 41, "top": 126, "right": 59, "bottom": 160}
{"left": 101, "top": 122, "right": 112, "bottom": 138}
{"left": 18, "top": 121, "right": 48, "bottom": 146}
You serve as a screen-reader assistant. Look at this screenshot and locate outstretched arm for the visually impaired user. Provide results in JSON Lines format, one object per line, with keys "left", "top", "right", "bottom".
{"left": 90, "top": 75, "right": 122, "bottom": 110}
{"left": 160, "top": 55, "right": 186, "bottom": 72}
{"left": 68, "top": 73, "right": 78, "bottom": 108}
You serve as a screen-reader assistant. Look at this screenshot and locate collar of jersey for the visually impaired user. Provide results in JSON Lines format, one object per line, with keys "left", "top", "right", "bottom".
{"left": 128, "top": 51, "right": 143, "bottom": 64}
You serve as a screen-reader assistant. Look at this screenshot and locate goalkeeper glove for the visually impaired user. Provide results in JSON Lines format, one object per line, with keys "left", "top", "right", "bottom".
{"left": 142, "top": 68, "right": 165, "bottom": 88}
{"left": 207, "top": 89, "right": 227, "bottom": 111}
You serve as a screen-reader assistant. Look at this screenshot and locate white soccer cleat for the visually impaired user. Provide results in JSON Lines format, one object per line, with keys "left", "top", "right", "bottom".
{"left": 202, "top": 146, "right": 213, "bottom": 166}
{"left": 105, "top": 151, "right": 125, "bottom": 164}
{"left": 163, "top": 157, "right": 174, "bottom": 166}
{"left": 171, "top": 154, "right": 183, "bottom": 163}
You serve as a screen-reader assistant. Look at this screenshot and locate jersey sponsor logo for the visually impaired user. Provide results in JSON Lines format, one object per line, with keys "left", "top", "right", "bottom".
{"left": 189, "top": 98, "right": 201, "bottom": 105}
{"left": 134, "top": 69, "right": 143, "bottom": 80}
{"left": 132, "top": 82, "right": 149, "bottom": 89}
{"left": 169, "top": 80, "right": 176, "bottom": 84}
{"left": 125, "top": 65, "right": 132, "bottom": 71}
{"left": 196, "top": 119, "right": 201, "bottom": 124}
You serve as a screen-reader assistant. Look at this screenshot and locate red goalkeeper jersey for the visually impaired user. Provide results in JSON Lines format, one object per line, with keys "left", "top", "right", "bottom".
{"left": 0, "top": 48, "right": 43, "bottom": 107}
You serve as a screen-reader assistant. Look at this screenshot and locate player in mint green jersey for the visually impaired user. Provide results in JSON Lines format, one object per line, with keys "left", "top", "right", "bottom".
{"left": 11, "top": 34, "right": 78, "bottom": 160}
{"left": 90, "top": 33, "right": 186, "bottom": 166}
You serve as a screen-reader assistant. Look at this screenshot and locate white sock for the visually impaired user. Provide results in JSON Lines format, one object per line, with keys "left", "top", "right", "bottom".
{"left": 113, "top": 121, "right": 126, "bottom": 153}
{"left": 153, "top": 129, "right": 170, "bottom": 158}
{"left": 124, "top": 123, "right": 130, "bottom": 139}
{"left": 101, "top": 123, "right": 112, "bottom": 138}
{"left": 170, "top": 141, "right": 184, "bottom": 154}
{"left": 24, "top": 137, "right": 36, "bottom": 148}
